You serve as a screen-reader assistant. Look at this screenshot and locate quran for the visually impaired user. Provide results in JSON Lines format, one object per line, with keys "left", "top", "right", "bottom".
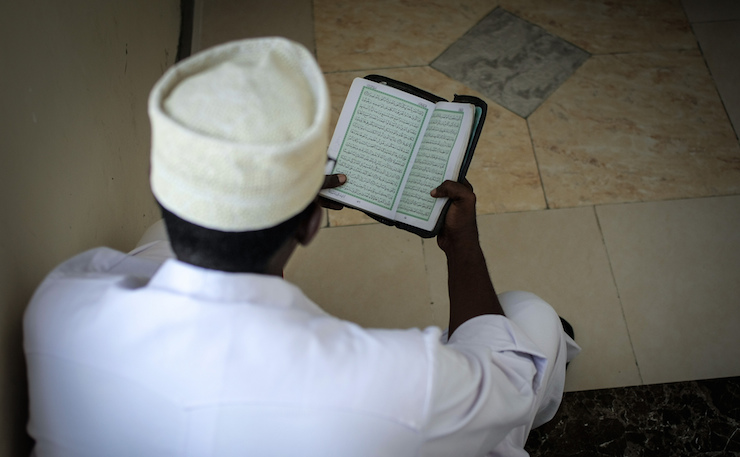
{"left": 320, "top": 75, "right": 487, "bottom": 238}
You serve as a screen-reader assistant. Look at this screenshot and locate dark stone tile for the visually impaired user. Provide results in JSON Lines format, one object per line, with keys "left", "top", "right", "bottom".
{"left": 525, "top": 376, "right": 740, "bottom": 456}
{"left": 692, "top": 21, "right": 740, "bottom": 140}
{"left": 681, "top": 0, "right": 740, "bottom": 23}
{"left": 431, "top": 8, "right": 589, "bottom": 118}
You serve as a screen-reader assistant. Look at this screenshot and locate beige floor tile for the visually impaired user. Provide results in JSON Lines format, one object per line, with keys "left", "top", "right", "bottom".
{"left": 199, "top": 0, "right": 315, "bottom": 52}
{"left": 324, "top": 67, "right": 545, "bottom": 227}
{"left": 498, "top": 0, "right": 696, "bottom": 54}
{"left": 423, "top": 208, "right": 641, "bottom": 392}
{"left": 314, "top": 0, "right": 498, "bottom": 72}
{"left": 596, "top": 196, "right": 740, "bottom": 385}
{"left": 529, "top": 51, "right": 740, "bottom": 209}
{"left": 326, "top": 207, "right": 379, "bottom": 227}
{"left": 285, "top": 223, "right": 434, "bottom": 329}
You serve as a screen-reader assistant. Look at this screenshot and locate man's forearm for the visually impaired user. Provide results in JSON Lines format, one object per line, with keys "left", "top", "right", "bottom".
{"left": 430, "top": 179, "right": 504, "bottom": 336}
{"left": 446, "top": 239, "right": 504, "bottom": 336}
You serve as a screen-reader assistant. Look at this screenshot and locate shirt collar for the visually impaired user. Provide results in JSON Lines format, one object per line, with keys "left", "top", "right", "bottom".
{"left": 147, "top": 259, "right": 321, "bottom": 313}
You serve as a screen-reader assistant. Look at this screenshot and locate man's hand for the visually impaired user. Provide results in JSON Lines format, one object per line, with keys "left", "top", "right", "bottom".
{"left": 431, "top": 178, "right": 503, "bottom": 333}
{"left": 319, "top": 174, "right": 347, "bottom": 210}
{"left": 430, "top": 179, "right": 479, "bottom": 253}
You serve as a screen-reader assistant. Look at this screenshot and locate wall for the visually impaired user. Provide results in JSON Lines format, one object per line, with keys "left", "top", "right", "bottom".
{"left": 0, "top": 1, "right": 180, "bottom": 454}
{"left": 197, "top": 0, "right": 315, "bottom": 53}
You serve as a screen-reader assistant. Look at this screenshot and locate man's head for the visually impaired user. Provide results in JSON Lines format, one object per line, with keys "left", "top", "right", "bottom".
{"left": 147, "top": 38, "right": 330, "bottom": 273}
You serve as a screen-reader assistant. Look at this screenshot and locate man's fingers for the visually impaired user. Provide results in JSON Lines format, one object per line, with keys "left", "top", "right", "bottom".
{"left": 320, "top": 174, "right": 346, "bottom": 210}
{"left": 322, "top": 174, "right": 347, "bottom": 190}
{"left": 319, "top": 197, "right": 344, "bottom": 210}
{"left": 431, "top": 179, "right": 478, "bottom": 252}
{"left": 431, "top": 180, "right": 473, "bottom": 201}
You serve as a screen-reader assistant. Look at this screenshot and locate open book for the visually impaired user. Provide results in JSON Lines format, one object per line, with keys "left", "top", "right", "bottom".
{"left": 320, "top": 76, "right": 487, "bottom": 238}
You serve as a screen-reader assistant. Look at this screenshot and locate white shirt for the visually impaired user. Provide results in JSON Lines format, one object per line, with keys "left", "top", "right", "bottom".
{"left": 24, "top": 244, "right": 549, "bottom": 457}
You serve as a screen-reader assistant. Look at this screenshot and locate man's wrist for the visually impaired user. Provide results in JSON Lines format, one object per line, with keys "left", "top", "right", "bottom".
{"left": 441, "top": 228, "right": 481, "bottom": 256}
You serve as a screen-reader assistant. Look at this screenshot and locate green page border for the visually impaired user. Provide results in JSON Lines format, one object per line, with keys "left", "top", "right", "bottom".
{"left": 396, "top": 108, "right": 464, "bottom": 221}
{"left": 332, "top": 86, "right": 428, "bottom": 210}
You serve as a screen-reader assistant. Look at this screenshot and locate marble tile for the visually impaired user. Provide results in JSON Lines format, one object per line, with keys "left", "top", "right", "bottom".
{"left": 284, "top": 223, "right": 435, "bottom": 330}
{"left": 432, "top": 8, "right": 590, "bottom": 118}
{"left": 693, "top": 21, "right": 740, "bottom": 140}
{"left": 423, "top": 208, "right": 641, "bottom": 392}
{"left": 314, "top": 0, "right": 498, "bottom": 72}
{"left": 596, "top": 196, "right": 740, "bottom": 385}
{"left": 324, "top": 67, "right": 545, "bottom": 227}
{"left": 529, "top": 51, "right": 740, "bottom": 209}
{"left": 199, "top": 0, "right": 315, "bottom": 53}
{"left": 526, "top": 376, "right": 740, "bottom": 456}
{"left": 498, "top": 0, "right": 696, "bottom": 54}
{"left": 325, "top": 206, "right": 379, "bottom": 228}
{"left": 681, "top": 0, "right": 740, "bottom": 22}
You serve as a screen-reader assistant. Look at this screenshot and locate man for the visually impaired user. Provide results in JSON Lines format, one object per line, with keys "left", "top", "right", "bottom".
{"left": 24, "top": 38, "right": 579, "bottom": 456}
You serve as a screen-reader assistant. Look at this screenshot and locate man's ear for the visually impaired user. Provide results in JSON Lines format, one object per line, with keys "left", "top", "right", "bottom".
{"left": 296, "top": 201, "right": 323, "bottom": 246}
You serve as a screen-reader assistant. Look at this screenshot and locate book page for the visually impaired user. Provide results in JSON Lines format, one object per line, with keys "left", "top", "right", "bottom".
{"left": 321, "top": 79, "right": 433, "bottom": 218}
{"left": 396, "top": 103, "right": 474, "bottom": 230}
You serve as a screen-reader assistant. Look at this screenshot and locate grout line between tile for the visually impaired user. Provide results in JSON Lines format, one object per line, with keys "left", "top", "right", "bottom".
{"left": 689, "top": 18, "right": 740, "bottom": 24}
{"left": 429, "top": 5, "right": 501, "bottom": 67}
{"left": 322, "top": 64, "right": 430, "bottom": 75}
{"left": 596, "top": 48, "right": 697, "bottom": 57}
{"left": 525, "top": 118, "right": 550, "bottom": 209}
{"left": 497, "top": 6, "right": 591, "bottom": 57}
{"left": 689, "top": 21, "right": 740, "bottom": 143}
{"left": 592, "top": 205, "right": 644, "bottom": 385}
{"left": 539, "top": 192, "right": 740, "bottom": 213}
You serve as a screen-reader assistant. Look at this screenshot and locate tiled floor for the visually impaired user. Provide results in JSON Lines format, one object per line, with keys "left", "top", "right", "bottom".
{"left": 198, "top": 0, "right": 740, "bottom": 394}
{"left": 525, "top": 376, "right": 740, "bottom": 456}
{"left": 432, "top": 8, "right": 590, "bottom": 118}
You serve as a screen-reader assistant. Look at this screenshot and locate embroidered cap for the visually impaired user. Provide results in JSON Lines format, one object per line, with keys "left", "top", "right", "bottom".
{"left": 148, "top": 37, "right": 329, "bottom": 231}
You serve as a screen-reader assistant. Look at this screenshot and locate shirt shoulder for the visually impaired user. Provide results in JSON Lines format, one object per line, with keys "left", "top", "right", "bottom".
{"left": 54, "top": 246, "right": 163, "bottom": 277}
{"left": 24, "top": 247, "right": 164, "bottom": 346}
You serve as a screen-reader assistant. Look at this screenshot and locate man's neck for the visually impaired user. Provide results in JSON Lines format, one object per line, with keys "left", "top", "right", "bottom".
{"left": 174, "top": 239, "right": 296, "bottom": 277}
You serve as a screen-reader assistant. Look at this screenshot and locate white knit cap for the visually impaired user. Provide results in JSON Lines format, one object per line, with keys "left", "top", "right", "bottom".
{"left": 149, "top": 37, "right": 330, "bottom": 231}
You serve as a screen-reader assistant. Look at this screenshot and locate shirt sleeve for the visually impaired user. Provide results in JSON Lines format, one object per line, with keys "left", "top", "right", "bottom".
{"left": 419, "top": 314, "right": 548, "bottom": 457}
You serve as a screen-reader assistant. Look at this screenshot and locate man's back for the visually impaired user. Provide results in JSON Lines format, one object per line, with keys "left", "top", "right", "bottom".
{"left": 25, "top": 248, "right": 438, "bottom": 455}
{"left": 24, "top": 245, "right": 555, "bottom": 456}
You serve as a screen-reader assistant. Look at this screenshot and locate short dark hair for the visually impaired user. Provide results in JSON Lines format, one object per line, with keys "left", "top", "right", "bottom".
{"left": 160, "top": 202, "right": 315, "bottom": 273}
